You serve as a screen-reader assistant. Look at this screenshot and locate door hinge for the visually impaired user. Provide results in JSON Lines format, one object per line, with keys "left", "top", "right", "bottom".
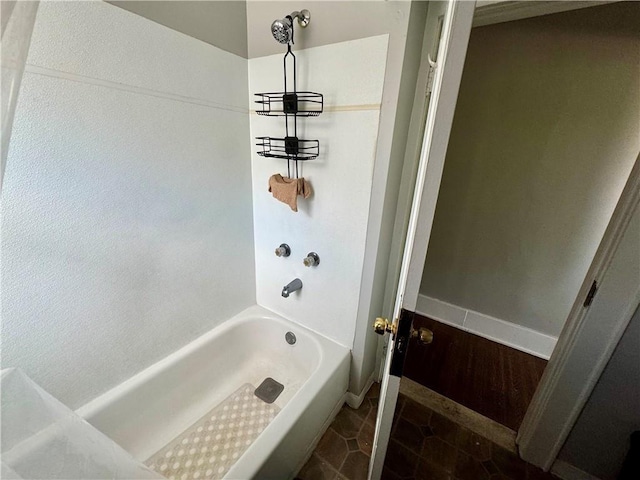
{"left": 426, "top": 55, "right": 437, "bottom": 96}
{"left": 583, "top": 280, "right": 598, "bottom": 307}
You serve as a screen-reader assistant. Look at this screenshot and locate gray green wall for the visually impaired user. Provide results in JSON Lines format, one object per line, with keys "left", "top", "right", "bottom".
{"left": 108, "top": 1, "right": 248, "bottom": 58}
{"left": 420, "top": 2, "right": 640, "bottom": 338}
{"left": 109, "top": 0, "right": 416, "bottom": 60}
{"left": 247, "top": 1, "right": 413, "bottom": 58}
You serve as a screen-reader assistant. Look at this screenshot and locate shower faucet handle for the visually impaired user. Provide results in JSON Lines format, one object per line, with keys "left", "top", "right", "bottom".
{"left": 275, "top": 244, "right": 291, "bottom": 257}
{"left": 303, "top": 252, "right": 320, "bottom": 267}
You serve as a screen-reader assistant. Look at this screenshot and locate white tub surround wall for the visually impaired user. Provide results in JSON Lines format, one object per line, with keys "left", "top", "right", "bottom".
{"left": 1, "top": 1, "right": 254, "bottom": 409}
{"left": 0, "top": 0, "right": 39, "bottom": 188}
{"left": 416, "top": 295, "right": 557, "bottom": 359}
{"left": 249, "top": 36, "right": 388, "bottom": 349}
{"left": 247, "top": 1, "right": 422, "bottom": 400}
{"left": 78, "top": 306, "right": 350, "bottom": 480}
{"left": 1, "top": 369, "right": 162, "bottom": 480}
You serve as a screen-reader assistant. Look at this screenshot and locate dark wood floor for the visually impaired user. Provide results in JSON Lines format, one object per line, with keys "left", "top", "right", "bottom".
{"left": 403, "top": 314, "right": 548, "bottom": 431}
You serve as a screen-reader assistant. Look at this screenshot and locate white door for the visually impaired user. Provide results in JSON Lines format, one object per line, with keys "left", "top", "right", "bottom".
{"left": 368, "top": 1, "right": 476, "bottom": 478}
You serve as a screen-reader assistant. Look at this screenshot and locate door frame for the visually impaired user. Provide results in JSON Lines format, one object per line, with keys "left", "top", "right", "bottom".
{"left": 517, "top": 156, "right": 640, "bottom": 469}
{"left": 368, "top": 1, "right": 477, "bottom": 478}
{"left": 381, "top": 0, "right": 640, "bottom": 472}
{"left": 473, "top": 0, "right": 615, "bottom": 28}
{"left": 380, "top": 0, "right": 619, "bottom": 335}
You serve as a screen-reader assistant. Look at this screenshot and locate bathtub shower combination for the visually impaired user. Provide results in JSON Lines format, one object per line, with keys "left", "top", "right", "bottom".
{"left": 2, "top": 5, "right": 355, "bottom": 480}
{"left": 76, "top": 12, "right": 351, "bottom": 478}
{"left": 77, "top": 307, "right": 350, "bottom": 479}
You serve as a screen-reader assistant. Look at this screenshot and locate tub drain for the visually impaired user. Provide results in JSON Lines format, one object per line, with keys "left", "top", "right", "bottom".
{"left": 255, "top": 377, "right": 284, "bottom": 404}
{"left": 285, "top": 331, "right": 296, "bottom": 345}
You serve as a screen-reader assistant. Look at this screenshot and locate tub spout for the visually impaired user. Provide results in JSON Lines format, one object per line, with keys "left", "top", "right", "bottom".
{"left": 282, "top": 278, "right": 302, "bottom": 298}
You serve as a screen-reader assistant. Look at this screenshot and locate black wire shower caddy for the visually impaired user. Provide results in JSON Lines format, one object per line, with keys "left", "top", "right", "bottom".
{"left": 255, "top": 91, "right": 323, "bottom": 117}
{"left": 254, "top": 43, "right": 323, "bottom": 178}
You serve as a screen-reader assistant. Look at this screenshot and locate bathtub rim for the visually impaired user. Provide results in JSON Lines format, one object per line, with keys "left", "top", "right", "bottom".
{"left": 76, "top": 305, "right": 335, "bottom": 419}
{"left": 75, "top": 304, "right": 351, "bottom": 477}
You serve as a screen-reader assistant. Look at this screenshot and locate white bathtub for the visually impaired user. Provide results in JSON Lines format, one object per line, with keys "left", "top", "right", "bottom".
{"left": 76, "top": 305, "right": 350, "bottom": 479}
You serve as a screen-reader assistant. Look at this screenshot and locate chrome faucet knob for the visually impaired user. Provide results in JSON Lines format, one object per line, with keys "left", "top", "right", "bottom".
{"left": 275, "top": 244, "right": 291, "bottom": 257}
{"left": 303, "top": 252, "right": 320, "bottom": 267}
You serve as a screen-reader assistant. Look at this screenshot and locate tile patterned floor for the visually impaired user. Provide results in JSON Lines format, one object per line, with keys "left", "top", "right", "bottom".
{"left": 297, "top": 383, "right": 379, "bottom": 480}
{"left": 297, "top": 384, "right": 558, "bottom": 480}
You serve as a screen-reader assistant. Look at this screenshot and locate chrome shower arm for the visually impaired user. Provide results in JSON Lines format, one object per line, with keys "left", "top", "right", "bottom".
{"left": 289, "top": 10, "right": 310, "bottom": 28}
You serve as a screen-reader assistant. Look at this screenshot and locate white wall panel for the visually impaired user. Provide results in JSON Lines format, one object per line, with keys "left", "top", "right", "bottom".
{"left": 249, "top": 36, "right": 388, "bottom": 347}
{"left": 1, "top": 2, "right": 254, "bottom": 409}
{"left": 27, "top": 1, "right": 248, "bottom": 111}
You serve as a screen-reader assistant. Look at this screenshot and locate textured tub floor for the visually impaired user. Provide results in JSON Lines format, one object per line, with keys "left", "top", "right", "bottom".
{"left": 145, "top": 383, "right": 279, "bottom": 480}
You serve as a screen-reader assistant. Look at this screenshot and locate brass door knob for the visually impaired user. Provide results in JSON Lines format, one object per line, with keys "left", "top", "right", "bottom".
{"left": 373, "top": 318, "right": 396, "bottom": 336}
{"left": 410, "top": 327, "right": 434, "bottom": 345}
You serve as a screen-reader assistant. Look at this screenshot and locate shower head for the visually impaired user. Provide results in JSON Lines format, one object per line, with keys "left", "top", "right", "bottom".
{"left": 271, "top": 10, "right": 310, "bottom": 44}
{"left": 271, "top": 16, "right": 293, "bottom": 44}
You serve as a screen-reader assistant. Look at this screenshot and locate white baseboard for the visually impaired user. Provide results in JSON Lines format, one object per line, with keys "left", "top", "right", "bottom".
{"left": 415, "top": 295, "right": 557, "bottom": 359}
{"left": 551, "top": 459, "right": 601, "bottom": 480}
{"left": 345, "top": 372, "right": 376, "bottom": 409}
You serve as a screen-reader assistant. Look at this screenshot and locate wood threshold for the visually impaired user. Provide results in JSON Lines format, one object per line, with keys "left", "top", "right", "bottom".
{"left": 399, "top": 376, "right": 517, "bottom": 454}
